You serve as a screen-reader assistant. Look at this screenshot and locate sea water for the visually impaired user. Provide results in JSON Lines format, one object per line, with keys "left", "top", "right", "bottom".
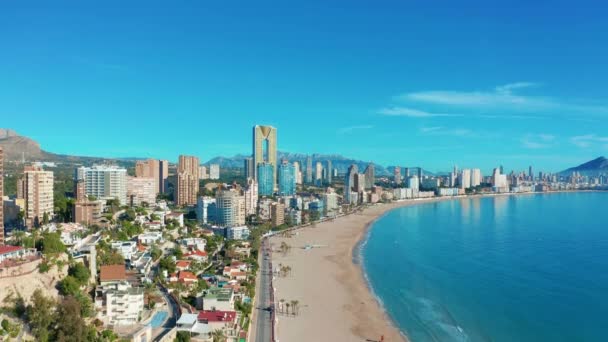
{"left": 362, "top": 192, "right": 608, "bottom": 342}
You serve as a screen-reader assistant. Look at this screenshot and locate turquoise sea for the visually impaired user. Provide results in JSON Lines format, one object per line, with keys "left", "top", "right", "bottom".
{"left": 361, "top": 192, "right": 608, "bottom": 342}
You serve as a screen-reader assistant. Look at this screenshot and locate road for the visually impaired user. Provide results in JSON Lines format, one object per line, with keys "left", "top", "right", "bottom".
{"left": 252, "top": 239, "right": 274, "bottom": 342}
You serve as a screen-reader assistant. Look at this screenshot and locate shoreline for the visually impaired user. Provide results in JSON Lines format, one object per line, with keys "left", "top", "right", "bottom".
{"left": 268, "top": 190, "right": 604, "bottom": 341}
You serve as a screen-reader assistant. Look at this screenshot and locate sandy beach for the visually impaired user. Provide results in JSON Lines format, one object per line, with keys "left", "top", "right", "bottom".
{"left": 270, "top": 198, "right": 455, "bottom": 342}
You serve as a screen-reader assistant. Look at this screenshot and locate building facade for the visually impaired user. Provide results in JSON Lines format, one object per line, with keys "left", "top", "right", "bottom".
{"left": 257, "top": 163, "right": 274, "bottom": 196}
{"left": 278, "top": 161, "right": 296, "bottom": 196}
{"left": 253, "top": 125, "right": 277, "bottom": 189}
{"left": 127, "top": 177, "right": 156, "bottom": 206}
{"left": 19, "top": 166, "right": 54, "bottom": 228}
{"left": 209, "top": 164, "right": 220, "bottom": 180}
{"left": 176, "top": 155, "right": 200, "bottom": 206}
{"left": 0, "top": 148, "right": 3, "bottom": 242}
{"left": 216, "top": 189, "right": 246, "bottom": 227}
{"left": 76, "top": 165, "right": 128, "bottom": 205}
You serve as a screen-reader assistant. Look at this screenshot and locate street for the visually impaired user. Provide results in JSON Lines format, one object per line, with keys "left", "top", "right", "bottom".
{"left": 253, "top": 239, "right": 274, "bottom": 342}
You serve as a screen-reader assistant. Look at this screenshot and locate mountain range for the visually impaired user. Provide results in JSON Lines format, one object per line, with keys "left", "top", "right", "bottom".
{"left": 559, "top": 156, "right": 608, "bottom": 176}
{"left": 1, "top": 128, "right": 606, "bottom": 177}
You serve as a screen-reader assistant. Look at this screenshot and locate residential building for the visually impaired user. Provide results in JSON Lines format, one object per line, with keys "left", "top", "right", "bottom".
{"left": 257, "top": 163, "right": 275, "bottom": 196}
{"left": 471, "top": 168, "right": 482, "bottom": 187}
{"left": 196, "top": 287, "right": 235, "bottom": 311}
{"left": 344, "top": 164, "right": 358, "bottom": 204}
{"left": 309, "top": 200, "right": 324, "bottom": 220}
{"left": 75, "top": 165, "right": 127, "bottom": 205}
{"left": 244, "top": 157, "right": 254, "bottom": 180}
{"left": 135, "top": 159, "right": 169, "bottom": 194}
{"left": 199, "top": 166, "right": 208, "bottom": 180}
{"left": 394, "top": 166, "right": 402, "bottom": 185}
{"left": 73, "top": 200, "right": 103, "bottom": 226}
{"left": 278, "top": 161, "right": 296, "bottom": 196}
{"left": 96, "top": 265, "right": 144, "bottom": 326}
{"left": 286, "top": 208, "right": 302, "bottom": 225}
{"left": 407, "top": 175, "right": 419, "bottom": 191}
{"left": 111, "top": 241, "right": 138, "bottom": 260}
{"left": 293, "top": 161, "right": 302, "bottom": 184}
{"left": 196, "top": 196, "right": 217, "bottom": 224}
{"left": 176, "top": 155, "right": 200, "bottom": 206}
{"left": 458, "top": 169, "right": 472, "bottom": 189}
{"left": 226, "top": 226, "right": 250, "bottom": 240}
{"left": 216, "top": 189, "right": 246, "bottom": 227}
{"left": 0, "top": 245, "right": 37, "bottom": 264}
{"left": 209, "top": 164, "right": 220, "bottom": 180}
{"left": 3, "top": 197, "right": 25, "bottom": 229}
{"left": 258, "top": 198, "right": 273, "bottom": 220}
{"left": 305, "top": 155, "right": 313, "bottom": 183}
{"left": 323, "top": 190, "right": 339, "bottom": 217}
{"left": 138, "top": 232, "right": 163, "bottom": 245}
{"left": 421, "top": 177, "right": 440, "bottom": 190}
{"left": 314, "top": 161, "right": 323, "bottom": 186}
{"left": 326, "top": 160, "right": 333, "bottom": 184}
{"left": 127, "top": 177, "right": 156, "bottom": 206}
{"left": 18, "top": 166, "right": 54, "bottom": 228}
{"left": 364, "top": 163, "right": 375, "bottom": 189}
{"left": 243, "top": 178, "right": 258, "bottom": 216}
{"left": 354, "top": 173, "right": 366, "bottom": 193}
{"left": 253, "top": 125, "right": 277, "bottom": 188}
{"left": 271, "top": 202, "right": 285, "bottom": 227}
{"left": 492, "top": 168, "right": 509, "bottom": 191}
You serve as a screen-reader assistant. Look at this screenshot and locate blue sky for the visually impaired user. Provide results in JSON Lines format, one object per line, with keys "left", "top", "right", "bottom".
{"left": 1, "top": 1, "right": 607, "bottom": 173}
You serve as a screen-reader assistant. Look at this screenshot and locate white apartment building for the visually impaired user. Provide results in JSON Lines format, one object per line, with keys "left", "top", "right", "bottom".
{"left": 209, "top": 164, "right": 220, "bottom": 180}
{"left": 323, "top": 192, "right": 339, "bottom": 217}
{"left": 127, "top": 176, "right": 156, "bottom": 206}
{"left": 471, "top": 168, "right": 482, "bottom": 187}
{"left": 244, "top": 178, "right": 258, "bottom": 216}
{"left": 96, "top": 282, "right": 144, "bottom": 326}
{"left": 196, "top": 196, "right": 217, "bottom": 224}
{"left": 216, "top": 189, "right": 245, "bottom": 227}
{"left": 111, "top": 241, "right": 138, "bottom": 260}
{"left": 76, "top": 165, "right": 127, "bottom": 205}
{"left": 226, "top": 226, "right": 250, "bottom": 240}
{"left": 407, "top": 176, "right": 420, "bottom": 191}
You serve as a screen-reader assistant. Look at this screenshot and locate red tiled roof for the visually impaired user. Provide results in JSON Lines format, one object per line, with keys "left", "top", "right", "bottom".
{"left": 184, "top": 250, "right": 207, "bottom": 258}
{"left": 178, "top": 271, "right": 197, "bottom": 281}
{"left": 100, "top": 264, "right": 126, "bottom": 282}
{"left": 176, "top": 260, "right": 191, "bottom": 268}
{"left": 197, "top": 310, "right": 237, "bottom": 323}
{"left": 0, "top": 245, "right": 22, "bottom": 255}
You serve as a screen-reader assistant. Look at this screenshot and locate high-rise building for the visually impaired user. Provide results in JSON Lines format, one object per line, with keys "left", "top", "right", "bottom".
{"left": 344, "top": 164, "right": 358, "bottom": 204}
{"left": 293, "top": 161, "right": 302, "bottom": 184}
{"left": 135, "top": 159, "right": 168, "bottom": 195}
{"left": 127, "top": 177, "right": 156, "bottom": 206}
{"left": 394, "top": 167, "right": 402, "bottom": 185}
{"left": 258, "top": 163, "right": 275, "bottom": 196}
{"left": 323, "top": 189, "right": 339, "bottom": 217}
{"left": 19, "top": 166, "right": 54, "bottom": 228}
{"left": 77, "top": 165, "right": 128, "bottom": 205}
{"left": 458, "top": 169, "right": 471, "bottom": 189}
{"left": 355, "top": 174, "right": 366, "bottom": 193}
{"left": 253, "top": 125, "right": 277, "bottom": 189}
{"left": 314, "top": 162, "right": 323, "bottom": 186}
{"left": 243, "top": 178, "right": 258, "bottom": 216}
{"left": 405, "top": 167, "right": 410, "bottom": 178}
{"left": 492, "top": 167, "right": 508, "bottom": 189}
{"left": 244, "top": 157, "right": 254, "bottom": 180}
{"left": 271, "top": 202, "right": 285, "bottom": 227}
{"left": 176, "top": 155, "right": 200, "bottom": 206}
{"left": 196, "top": 196, "right": 217, "bottom": 224}
{"left": 0, "top": 148, "right": 3, "bottom": 243}
{"left": 326, "top": 160, "right": 333, "bottom": 184}
{"left": 407, "top": 175, "right": 419, "bottom": 191}
{"left": 209, "top": 164, "right": 220, "bottom": 180}
{"left": 529, "top": 166, "right": 533, "bottom": 181}
{"left": 305, "top": 156, "right": 313, "bottom": 184}
{"left": 278, "top": 161, "right": 296, "bottom": 196}
{"left": 418, "top": 167, "right": 423, "bottom": 179}
{"left": 364, "top": 163, "right": 375, "bottom": 189}
{"left": 199, "top": 166, "right": 208, "bottom": 180}
{"left": 471, "top": 169, "right": 482, "bottom": 187}
{"left": 216, "top": 188, "right": 246, "bottom": 227}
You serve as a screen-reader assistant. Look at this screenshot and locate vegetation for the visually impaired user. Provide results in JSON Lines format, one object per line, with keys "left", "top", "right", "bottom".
{"left": 68, "top": 263, "right": 90, "bottom": 285}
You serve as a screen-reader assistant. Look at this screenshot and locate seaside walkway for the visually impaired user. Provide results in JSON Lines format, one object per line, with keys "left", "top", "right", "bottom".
{"left": 253, "top": 239, "right": 274, "bottom": 342}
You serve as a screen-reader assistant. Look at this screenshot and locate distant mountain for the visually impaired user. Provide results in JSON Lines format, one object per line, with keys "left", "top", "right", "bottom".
{"left": 0, "top": 128, "right": 137, "bottom": 166}
{"left": 560, "top": 156, "right": 608, "bottom": 176}
{"left": 205, "top": 152, "right": 391, "bottom": 175}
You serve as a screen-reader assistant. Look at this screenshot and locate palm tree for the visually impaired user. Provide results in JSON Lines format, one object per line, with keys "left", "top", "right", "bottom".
{"left": 291, "top": 300, "right": 299, "bottom": 316}
{"left": 211, "top": 329, "right": 226, "bottom": 342}
{"left": 279, "top": 299, "right": 285, "bottom": 313}
{"left": 285, "top": 302, "right": 290, "bottom": 315}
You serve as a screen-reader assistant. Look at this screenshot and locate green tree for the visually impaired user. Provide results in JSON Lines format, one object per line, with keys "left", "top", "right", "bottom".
{"left": 26, "top": 289, "right": 55, "bottom": 342}
{"left": 174, "top": 331, "right": 191, "bottom": 342}
{"left": 159, "top": 257, "right": 176, "bottom": 274}
{"left": 38, "top": 232, "right": 66, "bottom": 255}
{"left": 52, "top": 296, "right": 88, "bottom": 342}
{"left": 42, "top": 212, "right": 50, "bottom": 225}
{"left": 58, "top": 276, "right": 80, "bottom": 296}
{"left": 150, "top": 245, "right": 162, "bottom": 261}
{"left": 68, "top": 263, "right": 90, "bottom": 286}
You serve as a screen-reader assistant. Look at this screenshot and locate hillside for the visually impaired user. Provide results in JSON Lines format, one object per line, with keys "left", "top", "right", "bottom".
{"left": 560, "top": 156, "right": 608, "bottom": 176}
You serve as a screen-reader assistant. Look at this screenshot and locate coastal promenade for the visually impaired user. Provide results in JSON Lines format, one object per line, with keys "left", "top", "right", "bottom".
{"left": 252, "top": 239, "right": 275, "bottom": 342}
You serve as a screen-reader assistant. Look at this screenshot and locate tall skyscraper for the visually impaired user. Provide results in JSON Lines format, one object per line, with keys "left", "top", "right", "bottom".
{"left": 293, "top": 161, "right": 302, "bottom": 184}
{"left": 253, "top": 125, "right": 278, "bottom": 189}
{"left": 243, "top": 178, "right": 258, "bottom": 216}
{"left": 215, "top": 188, "right": 246, "bottom": 227}
{"left": 305, "top": 156, "right": 313, "bottom": 183}
{"left": 176, "top": 155, "right": 200, "bottom": 206}
{"left": 458, "top": 169, "right": 471, "bottom": 189}
{"left": 135, "top": 159, "right": 169, "bottom": 195}
{"left": 314, "top": 162, "right": 323, "bottom": 186}
{"left": 19, "top": 166, "right": 54, "bottom": 228}
{"left": 257, "top": 163, "right": 275, "bottom": 196}
{"left": 405, "top": 167, "right": 410, "bottom": 178}
{"left": 394, "top": 167, "right": 402, "bottom": 185}
{"left": 244, "top": 157, "right": 254, "bottom": 180}
{"left": 76, "top": 165, "right": 128, "bottom": 205}
{"left": 471, "top": 168, "right": 482, "bottom": 187}
{"left": 209, "top": 164, "right": 220, "bottom": 180}
{"left": 364, "top": 163, "right": 375, "bottom": 189}
{"left": 159, "top": 160, "right": 169, "bottom": 193}
{"left": 407, "top": 175, "right": 420, "bottom": 191}
{"left": 199, "top": 166, "right": 208, "bottom": 180}
{"left": 278, "top": 161, "right": 296, "bottom": 196}
{"left": 0, "top": 148, "right": 3, "bottom": 243}
{"left": 418, "top": 167, "right": 423, "bottom": 179}
{"left": 344, "top": 164, "right": 358, "bottom": 204}
{"left": 326, "top": 160, "right": 333, "bottom": 184}
{"left": 529, "top": 166, "right": 533, "bottom": 181}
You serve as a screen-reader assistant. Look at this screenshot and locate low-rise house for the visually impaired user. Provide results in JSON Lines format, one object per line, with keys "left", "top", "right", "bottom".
{"left": 169, "top": 271, "right": 198, "bottom": 287}
{"left": 226, "top": 226, "right": 249, "bottom": 240}
{"left": 0, "top": 245, "right": 37, "bottom": 264}
{"left": 111, "top": 241, "right": 138, "bottom": 260}
{"left": 175, "top": 260, "right": 192, "bottom": 271}
{"left": 196, "top": 310, "right": 239, "bottom": 339}
{"left": 144, "top": 221, "right": 163, "bottom": 230}
{"left": 179, "top": 238, "right": 206, "bottom": 251}
{"left": 138, "top": 231, "right": 163, "bottom": 245}
{"left": 183, "top": 250, "right": 208, "bottom": 263}
{"left": 166, "top": 212, "right": 184, "bottom": 227}
{"left": 196, "top": 287, "right": 235, "bottom": 311}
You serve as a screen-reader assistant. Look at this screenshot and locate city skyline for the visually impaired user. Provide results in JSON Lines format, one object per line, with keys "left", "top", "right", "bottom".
{"left": 2, "top": 2, "right": 608, "bottom": 172}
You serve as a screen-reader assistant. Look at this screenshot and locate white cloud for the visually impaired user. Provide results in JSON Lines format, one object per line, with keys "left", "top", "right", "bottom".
{"left": 337, "top": 125, "right": 374, "bottom": 134}
{"left": 377, "top": 107, "right": 457, "bottom": 117}
{"left": 419, "top": 126, "right": 473, "bottom": 137}
{"left": 521, "top": 134, "right": 556, "bottom": 149}
{"left": 571, "top": 134, "right": 608, "bottom": 148}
